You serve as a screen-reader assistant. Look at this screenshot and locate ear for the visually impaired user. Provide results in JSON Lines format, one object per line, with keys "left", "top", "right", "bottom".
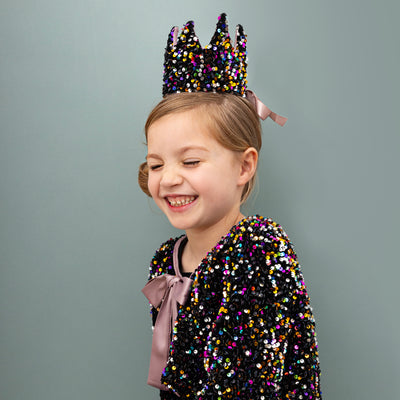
{"left": 237, "top": 147, "right": 258, "bottom": 187}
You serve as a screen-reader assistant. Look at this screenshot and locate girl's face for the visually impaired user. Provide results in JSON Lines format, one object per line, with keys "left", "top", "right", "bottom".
{"left": 146, "top": 111, "right": 246, "bottom": 237}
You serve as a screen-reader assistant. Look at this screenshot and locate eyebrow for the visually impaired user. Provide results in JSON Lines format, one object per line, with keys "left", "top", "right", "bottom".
{"left": 146, "top": 145, "right": 209, "bottom": 160}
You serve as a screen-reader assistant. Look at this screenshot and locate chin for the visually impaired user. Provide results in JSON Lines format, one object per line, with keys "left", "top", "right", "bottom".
{"left": 167, "top": 218, "right": 191, "bottom": 231}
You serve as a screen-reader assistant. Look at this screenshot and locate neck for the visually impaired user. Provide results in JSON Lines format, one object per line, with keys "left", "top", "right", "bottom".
{"left": 181, "top": 211, "right": 245, "bottom": 273}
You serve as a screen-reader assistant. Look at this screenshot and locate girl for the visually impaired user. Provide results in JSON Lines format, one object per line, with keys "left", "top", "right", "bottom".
{"left": 139, "top": 14, "right": 322, "bottom": 400}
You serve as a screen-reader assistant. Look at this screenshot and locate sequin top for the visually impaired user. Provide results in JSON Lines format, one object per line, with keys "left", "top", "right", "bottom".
{"left": 147, "top": 215, "right": 322, "bottom": 399}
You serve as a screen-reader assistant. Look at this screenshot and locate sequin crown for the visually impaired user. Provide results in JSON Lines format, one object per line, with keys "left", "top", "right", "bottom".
{"left": 163, "top": 13, "right": 247, "bottom": 96}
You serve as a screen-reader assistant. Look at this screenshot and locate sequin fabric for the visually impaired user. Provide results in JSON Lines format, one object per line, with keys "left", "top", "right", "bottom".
{"left": 163, "top": 13, "right": 247, "bottom": 96}
{"left": 147, "top": 216, "right": 322, "bottom": 399}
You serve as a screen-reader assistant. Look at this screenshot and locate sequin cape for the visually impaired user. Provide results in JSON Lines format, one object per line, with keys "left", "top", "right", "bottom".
{"left": 146, "top": 216, "right": 322, "bottom": 399}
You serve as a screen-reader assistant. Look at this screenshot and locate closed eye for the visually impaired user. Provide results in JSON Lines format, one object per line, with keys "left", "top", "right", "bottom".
{"left": 183, "top": 160, "right": 200, "bottom": 167}
{"left": 149, "top": 164, "right": 163, "bottom": 171}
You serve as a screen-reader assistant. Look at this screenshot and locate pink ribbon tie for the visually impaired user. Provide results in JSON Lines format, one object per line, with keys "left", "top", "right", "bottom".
{"left": 246, "top": 90, "right": 288, "bottom": 126}
{"left": 141, "top": 238, "right": 193, "bottom": 390}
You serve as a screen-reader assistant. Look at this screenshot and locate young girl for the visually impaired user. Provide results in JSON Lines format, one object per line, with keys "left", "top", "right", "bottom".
{"left": 139, "top": 14, "right": 321, "bottom": 400}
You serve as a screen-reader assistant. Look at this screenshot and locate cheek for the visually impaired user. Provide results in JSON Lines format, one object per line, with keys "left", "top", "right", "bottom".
{"left": 147, "top": 173, "right": 158, "bottom": 197}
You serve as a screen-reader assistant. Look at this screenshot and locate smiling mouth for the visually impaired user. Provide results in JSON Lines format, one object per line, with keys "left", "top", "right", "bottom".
{"left": 166, "top": 196, "right": 197, "bottom": 207}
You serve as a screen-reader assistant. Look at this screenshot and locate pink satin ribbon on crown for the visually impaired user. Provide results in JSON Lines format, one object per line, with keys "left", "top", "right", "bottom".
{"left": 170, "top": 22, "right": 287, "bottom": 126}
{"left": 246, "top": 90, "right": 288, "bottom": 126}
{"left": 141, "top": 237, "right": 193, "bottom": 391}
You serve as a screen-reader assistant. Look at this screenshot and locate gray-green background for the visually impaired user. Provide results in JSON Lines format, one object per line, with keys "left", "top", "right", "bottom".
{"left": 1, "top": 1, "right": 399, "bottom": 399}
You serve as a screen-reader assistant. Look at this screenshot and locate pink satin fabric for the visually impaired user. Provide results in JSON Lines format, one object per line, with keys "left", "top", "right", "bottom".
{"left": 172, "top": 26, "right": 179, "bottom": 47}
{"left": 141, "top": 237, "right": 193, "bottom": 390}
{"left": 246, "top": 90, "right": 288, "bottom": 126}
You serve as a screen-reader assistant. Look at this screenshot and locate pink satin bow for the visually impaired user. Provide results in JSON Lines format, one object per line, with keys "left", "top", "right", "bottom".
{"left": 142, "top": 248, "right": 193, "bottom": 390}
{"left": 246, "top": 90, "right": 288, "bottom": 126}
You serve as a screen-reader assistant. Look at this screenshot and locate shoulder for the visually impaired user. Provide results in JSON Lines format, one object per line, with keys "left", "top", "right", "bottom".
{"left": 233, "top": 215, "right": 292, "bottom": 249}
{"left": 247, "top": 214, "right": 296, "bottom": 261}
{"left": 220, "top": 215, "right": 298, "bottom": 277}
{"left": 148, "top": 235, "right": 184, "bottom": 278}
{"left": 237, "top": 216, "right": 305, "bottom": 295}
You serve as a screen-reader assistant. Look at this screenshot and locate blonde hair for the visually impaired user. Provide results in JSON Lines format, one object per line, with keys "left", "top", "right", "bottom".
{"left": 138, "top": 92, "right": 262, "bottom": 203}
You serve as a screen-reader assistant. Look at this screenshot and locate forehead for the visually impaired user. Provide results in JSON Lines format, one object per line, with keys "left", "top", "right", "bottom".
{"left": 147, "top": 110, "right": 216, "bottom": 147}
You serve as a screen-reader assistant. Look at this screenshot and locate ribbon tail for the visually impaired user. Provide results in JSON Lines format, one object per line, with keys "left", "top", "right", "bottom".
{"left": 269, "top": 111, "right": 288, "bottom": 127}
{"left": 246, "top": 89, "right": 287, "bottom": 126}
{"left": 141, "top": 274, "right": 193, "bottom": 391}
{"left": 147, "top": 287, "right": 173, "bottom": 391}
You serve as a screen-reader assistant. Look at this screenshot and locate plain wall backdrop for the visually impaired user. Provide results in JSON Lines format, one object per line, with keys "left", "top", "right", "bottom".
{"left": 1, "top": 1, "right": 399, "bottom": 399}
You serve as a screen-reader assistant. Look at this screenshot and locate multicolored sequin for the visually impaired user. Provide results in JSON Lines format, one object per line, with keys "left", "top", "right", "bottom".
{"left": 163, "top": 13, "right": 248, "bottom": 96}
{"left": 147, "top": 216, "right": 322, "bottom": 399}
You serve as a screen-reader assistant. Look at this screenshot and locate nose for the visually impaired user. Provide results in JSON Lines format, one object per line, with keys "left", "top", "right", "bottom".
{"left": 159, "top": 164, "right": 183, "bottom": 187}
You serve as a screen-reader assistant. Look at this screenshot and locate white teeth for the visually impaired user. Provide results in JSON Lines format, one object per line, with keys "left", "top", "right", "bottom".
{"left": 168, "top": 196, "right": 196, "bottom": 207}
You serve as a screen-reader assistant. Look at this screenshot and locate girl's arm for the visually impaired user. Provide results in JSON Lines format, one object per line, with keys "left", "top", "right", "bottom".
{"left": 158, "top": 223, "right": 322, "bottom": 399}
{"left": 195, "top": 235, "right": 322, "bottom": 399}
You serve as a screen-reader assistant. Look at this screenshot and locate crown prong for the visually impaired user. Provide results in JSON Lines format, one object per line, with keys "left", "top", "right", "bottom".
{"left": 210, "top": 13, "right": 230, "bottom": 47}
{"left": 235, "top": 24, "right": 246, "bottom": 50}
{"left": 217, "top": 12, "right": 229, "bottom": 33}
{"left": 234, "top": 25, "right": 246, "bottom": 50}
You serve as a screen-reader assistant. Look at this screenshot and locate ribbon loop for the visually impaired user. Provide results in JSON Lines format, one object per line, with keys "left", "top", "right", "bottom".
{"left": 141, "top": 276, "right": 168, "bottom": 308}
